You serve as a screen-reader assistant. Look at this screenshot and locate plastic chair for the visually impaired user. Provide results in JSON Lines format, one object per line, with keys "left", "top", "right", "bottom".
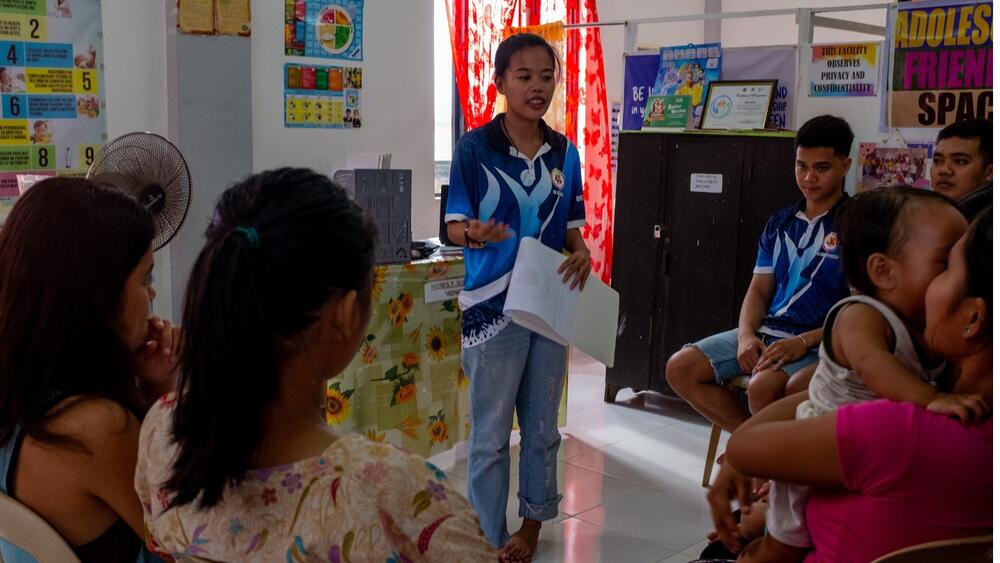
{"left": 0, "top": 491, "right": 80, "bottom": 562}
{"left": 702, "top": 375, "right": 750, "bottom": 487}
{"left": 871, "top": 535, "right": 992, "bottom": 563}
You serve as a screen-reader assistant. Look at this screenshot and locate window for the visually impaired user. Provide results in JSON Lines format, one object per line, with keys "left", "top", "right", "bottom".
{"left": 433, "top": 0, "right": 453, "bottom": 197}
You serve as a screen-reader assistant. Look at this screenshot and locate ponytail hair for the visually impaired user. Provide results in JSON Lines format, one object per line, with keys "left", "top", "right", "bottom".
{"left": 165, "top": 168, "right": 375, "bottom": 509}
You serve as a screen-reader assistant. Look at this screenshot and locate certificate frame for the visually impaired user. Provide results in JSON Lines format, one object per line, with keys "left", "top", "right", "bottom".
{"left": 698, "top": 80, "right": 778, "bottom": 130}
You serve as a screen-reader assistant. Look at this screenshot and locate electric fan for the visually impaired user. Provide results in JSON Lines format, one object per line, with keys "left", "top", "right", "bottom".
{"left": 86, "top": 132, "right": 192, "bottom": 250}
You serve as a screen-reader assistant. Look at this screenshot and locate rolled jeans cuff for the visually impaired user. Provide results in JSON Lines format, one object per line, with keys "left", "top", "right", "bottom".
{"left": 518, "top": 493, "right": 563, "bottom": 521}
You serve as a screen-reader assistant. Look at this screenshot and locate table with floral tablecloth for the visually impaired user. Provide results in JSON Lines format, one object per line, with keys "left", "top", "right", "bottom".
{"left": 325, "top": 254, "right": 568, "bottom": 458}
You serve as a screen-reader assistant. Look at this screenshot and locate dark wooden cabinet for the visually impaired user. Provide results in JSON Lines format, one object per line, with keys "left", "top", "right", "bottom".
{"left": 605, "top": 131, "right": 801, "bottom": 401}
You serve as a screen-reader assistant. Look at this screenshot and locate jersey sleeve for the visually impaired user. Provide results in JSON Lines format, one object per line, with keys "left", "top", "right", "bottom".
{"left": 835, "top": 400, "right": 918, "bottom": 494}
{"left": 754, "top": 213, "right": 778, "bottom": 274}
{"left": 445, "top": 140, "right": 477, "bottom": 223}
{"left": 565, "top": 142, "right": 587, "bottom": 230}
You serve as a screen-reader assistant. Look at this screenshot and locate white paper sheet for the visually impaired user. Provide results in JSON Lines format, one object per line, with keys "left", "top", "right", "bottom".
{"left": 503, "top": 237, "right": 619, "bottom": 367}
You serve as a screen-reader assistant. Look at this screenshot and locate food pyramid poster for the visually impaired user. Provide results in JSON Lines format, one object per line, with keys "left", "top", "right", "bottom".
{"left": 284, "top": 0, "right": 363, "bottom": 61}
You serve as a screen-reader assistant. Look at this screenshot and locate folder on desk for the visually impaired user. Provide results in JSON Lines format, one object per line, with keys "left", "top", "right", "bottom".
{"left": 503, "top": 237, "right": 619, "bottom": 367}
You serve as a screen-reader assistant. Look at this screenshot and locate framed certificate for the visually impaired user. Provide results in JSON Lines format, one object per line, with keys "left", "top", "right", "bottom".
{"left": 699, "top": 80, "right": 778, "bottom": 130}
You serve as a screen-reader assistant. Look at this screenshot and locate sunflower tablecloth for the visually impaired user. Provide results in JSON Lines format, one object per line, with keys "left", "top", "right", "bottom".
{"left": 325, "top": 255, "right": 568, "bottom": 458}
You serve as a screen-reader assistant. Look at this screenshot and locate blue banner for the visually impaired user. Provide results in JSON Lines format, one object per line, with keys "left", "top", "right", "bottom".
{"left": 622, "top": 53, "right": 659, "bottom": 130}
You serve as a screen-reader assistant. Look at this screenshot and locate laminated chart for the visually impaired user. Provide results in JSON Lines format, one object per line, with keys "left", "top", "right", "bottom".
{"left": 284, "top": 0, "right": 363, "bottom": 61}
{"left": 284, "top": 62, "right": 362, "bottom": 129}
{"left": 0, "top": 0, "right": 106, "bottom": 199}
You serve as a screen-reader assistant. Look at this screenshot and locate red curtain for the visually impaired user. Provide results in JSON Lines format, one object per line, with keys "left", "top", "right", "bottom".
{"left": 447, "top": 0, "right": 613, "bottom": 283}
{"left": 578, "top": 0, "right": 613, "bottom": 284}
{"left": 445, "top": 0, "right": 516, "bottom": 130}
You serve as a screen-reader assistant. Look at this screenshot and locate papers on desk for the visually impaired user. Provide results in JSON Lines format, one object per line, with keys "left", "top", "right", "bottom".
{"left": 503, "top": 237, "right": 620, "bottom": 367}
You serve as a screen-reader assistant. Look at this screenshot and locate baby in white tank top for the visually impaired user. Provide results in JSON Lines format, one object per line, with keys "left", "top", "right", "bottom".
{"left": 759, "top": 187, "right": 982, "bottom": 556}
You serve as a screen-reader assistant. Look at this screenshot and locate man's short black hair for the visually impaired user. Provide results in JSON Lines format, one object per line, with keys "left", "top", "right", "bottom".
{"left": 795, "top": 115, "right": 854, "bottom": 158}
{"left": 936, "top": 118, "right": 992, "bottom": 164}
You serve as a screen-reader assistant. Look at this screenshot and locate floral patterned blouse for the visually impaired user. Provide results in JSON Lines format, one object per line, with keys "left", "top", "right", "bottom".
{"left": 135, "top": 394, "right": 496, "bottom": 562}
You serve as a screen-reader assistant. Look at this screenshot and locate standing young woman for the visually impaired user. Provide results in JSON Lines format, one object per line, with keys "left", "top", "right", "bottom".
{"left": 445, "top": 33, "right": 591, "bottom": 561}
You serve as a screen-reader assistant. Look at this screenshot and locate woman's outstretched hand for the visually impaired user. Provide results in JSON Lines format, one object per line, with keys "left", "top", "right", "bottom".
{"left": 467, "top": 219, "right": 513, "bottom": 244}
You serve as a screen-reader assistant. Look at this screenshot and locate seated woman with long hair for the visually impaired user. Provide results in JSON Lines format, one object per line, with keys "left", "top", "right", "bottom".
{"left": 135, "top": 168, "right": 495, "bottom": 561}
{"left": 707, "top": 209, "right": 993, "bottom": 562}
{"left": 0, "top": 178, "right": 180, "bottom": 562}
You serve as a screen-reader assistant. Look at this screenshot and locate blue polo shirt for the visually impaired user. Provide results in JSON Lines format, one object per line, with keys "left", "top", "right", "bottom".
{"left": 446, "top": 114, "right": 586, "bottom": 347}
{"left": 754, "top": 196, "right": 851, "bottom": 336}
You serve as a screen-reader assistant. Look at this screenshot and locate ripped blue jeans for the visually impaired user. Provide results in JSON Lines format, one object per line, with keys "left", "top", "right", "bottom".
{"left": 463, "top": 322, "right": 565, "bottom": 548}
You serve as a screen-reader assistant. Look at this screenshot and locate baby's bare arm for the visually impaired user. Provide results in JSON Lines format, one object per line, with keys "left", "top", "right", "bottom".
{"left": 833, "top": 304, "right": 937, "bottom": 405}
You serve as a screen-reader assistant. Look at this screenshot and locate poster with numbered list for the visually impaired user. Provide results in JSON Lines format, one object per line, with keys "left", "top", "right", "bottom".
{"left": 0, "top": 0, "right": 106, "bottom": 209}
{"left": 284, "top": 62, "right": 363, "bottom": 129}
{"left": 284, "top": 0, "right": 363, "bottom": 61}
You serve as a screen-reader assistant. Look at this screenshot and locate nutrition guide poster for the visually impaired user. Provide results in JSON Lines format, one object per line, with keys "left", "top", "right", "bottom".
{"left": 284, "top": 0, "right": 363, "bottom": 61}
{"left": 284, "top": 62, "right": 362, "bottom": 129}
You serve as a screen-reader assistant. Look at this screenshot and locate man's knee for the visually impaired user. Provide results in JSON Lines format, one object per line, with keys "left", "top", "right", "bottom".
{"left": 666, "top": 347, "right": 713, "bottom": 392}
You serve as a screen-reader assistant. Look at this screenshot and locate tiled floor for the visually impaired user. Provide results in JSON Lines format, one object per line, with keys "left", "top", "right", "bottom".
{"left": 428, "top": 349, "right": 729, "bottom": 563}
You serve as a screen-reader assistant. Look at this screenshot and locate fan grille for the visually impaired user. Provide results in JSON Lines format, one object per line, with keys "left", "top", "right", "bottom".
{"left": 87, "top": 132, "right": 191, "bottom": 250}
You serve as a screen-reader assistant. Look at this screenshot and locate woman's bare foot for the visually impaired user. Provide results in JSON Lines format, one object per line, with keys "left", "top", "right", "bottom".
{"left": 499, "top": 518, "right": 542, "bottom": 562}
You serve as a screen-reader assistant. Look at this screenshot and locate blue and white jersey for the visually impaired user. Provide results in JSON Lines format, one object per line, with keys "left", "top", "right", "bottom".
{"left": 446, "top": 114, "right": 587, "bottom": 348}
{"left": 754, "top": 196, "right": 851, "bottom": 337}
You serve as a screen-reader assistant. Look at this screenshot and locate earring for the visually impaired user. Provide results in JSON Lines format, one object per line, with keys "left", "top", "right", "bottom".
{"left": 963, "top": 326, "right": 972, "bottom": 335}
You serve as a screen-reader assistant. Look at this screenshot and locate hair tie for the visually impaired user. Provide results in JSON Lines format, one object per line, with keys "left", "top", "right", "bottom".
{"left": 234, "top": 226, "right": 260, "bottom": 249}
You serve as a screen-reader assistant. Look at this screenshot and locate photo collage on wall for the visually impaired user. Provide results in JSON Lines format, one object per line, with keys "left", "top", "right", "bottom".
{"left": 283, "top": 0, "right": 364, "bottom": 129}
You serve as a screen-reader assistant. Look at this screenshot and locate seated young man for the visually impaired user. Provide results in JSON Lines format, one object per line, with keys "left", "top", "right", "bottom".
{"left": 932, "top": 118, "right": 992, "bottom": 218}
{"left": 666, "top": 115, "right": 853, "bottom": 430}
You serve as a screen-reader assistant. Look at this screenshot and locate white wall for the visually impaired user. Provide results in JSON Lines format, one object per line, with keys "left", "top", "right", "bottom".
{"left": 597, "top": 0, "right": 705, "bottom": 106}
{"left": 721, "top": 0, "right": 887, "bottom": 48}
{"left": 251, "top": 0, "right": 438, "bottom": 238}
{"left": 101, "top": 0, "right": 174, "bottom": 318}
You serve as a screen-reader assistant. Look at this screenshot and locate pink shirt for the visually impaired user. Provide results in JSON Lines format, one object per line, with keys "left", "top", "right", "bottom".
{"left": 805, "top": 400, "right": 992, "bottom": 563}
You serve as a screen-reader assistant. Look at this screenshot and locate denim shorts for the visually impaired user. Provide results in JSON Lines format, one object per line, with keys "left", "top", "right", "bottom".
{"left": 687, "top": 328, "right": 819, "bottom": 384}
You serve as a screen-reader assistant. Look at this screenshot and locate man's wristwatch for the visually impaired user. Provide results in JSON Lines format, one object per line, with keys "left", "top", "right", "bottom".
{"left": 465, "top": 223, "right": 487, "bottom": 249}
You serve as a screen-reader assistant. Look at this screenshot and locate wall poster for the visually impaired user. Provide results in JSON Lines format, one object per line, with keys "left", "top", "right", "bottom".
{"left": 284, "top": 0, "right": 363, "bottom": 61}
{"left": 0, "top": 0, "right": 106, "bottom": 224}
